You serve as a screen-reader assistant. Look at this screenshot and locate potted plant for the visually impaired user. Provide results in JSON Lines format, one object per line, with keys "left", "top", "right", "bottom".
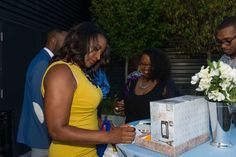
{"left": 191, "top": 60, "right": 236, "bottom": 147}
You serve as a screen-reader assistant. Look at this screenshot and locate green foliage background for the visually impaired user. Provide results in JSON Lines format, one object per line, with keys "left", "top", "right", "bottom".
{"left": 90, "top": 0, "right": 171, "bottom": 60}
{"left": 90, "top": 0, "right": 236, "bottom": 113}
{"left": 90, "top": 0, "right": 236, "bottom": 59}
{"left": 162, "top": 0, "right": 236, "bottom": 58}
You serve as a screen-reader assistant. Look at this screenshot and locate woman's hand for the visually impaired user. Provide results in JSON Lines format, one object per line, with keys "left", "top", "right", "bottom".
{"left": 108, "top": 124, "right": 135, "bottom": 144}
{"left": 114, "top": 100, "right": 125, "bottom": 116}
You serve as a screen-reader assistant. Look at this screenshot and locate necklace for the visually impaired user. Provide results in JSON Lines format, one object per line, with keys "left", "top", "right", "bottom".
{"left": 139, "top": 79, "right": 151, "bottom": 89}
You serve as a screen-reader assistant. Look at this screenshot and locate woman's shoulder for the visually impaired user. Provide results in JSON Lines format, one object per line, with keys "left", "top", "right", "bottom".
{"left": 45, "top": 62, "right": 76, "bottom": 83}
{"left": 48, "top": 61, "right": 71, "bottom": 72}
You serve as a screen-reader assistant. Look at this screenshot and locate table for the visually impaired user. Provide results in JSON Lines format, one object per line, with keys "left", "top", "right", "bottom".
{"left": 116, "top": 120, "right": 236, "bottom": 157}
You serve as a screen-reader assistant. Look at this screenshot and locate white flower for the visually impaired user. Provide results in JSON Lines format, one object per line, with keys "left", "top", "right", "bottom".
{"left": 210, "top": 61, "right": 220, "bottom": 77}
{"left": 231, "top": 69, "right": 236, "bottom": 83}
{"left": 220, "top": 80, "right": 231, "bottom": 91}
{"left": 212, "top": 61, "right": 218, "bottom": 69}
{"left": 219, "top": 61, "right": 233, "bottom": 79}
{"left": 191, "top": 75, "right": 199, "bottom": 85}
{"left": 198, "top": 66, "right": 210, "bottom": 79}
{"left": 191, "top": 60, "right": 236, "bottom": 103}
{"left": 207, "top": 90, "right": 225, "bottom": 101}
{"left": 196, "top": 78, "right": 211, "bottom": 91}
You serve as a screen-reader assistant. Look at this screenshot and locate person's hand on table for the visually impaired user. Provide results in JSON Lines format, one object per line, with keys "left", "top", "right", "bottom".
{"left": 108, "top": 124, "right": 135, "bottom": 144}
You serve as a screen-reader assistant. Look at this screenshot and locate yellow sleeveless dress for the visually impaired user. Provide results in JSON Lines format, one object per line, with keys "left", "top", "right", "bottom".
{"left": 41, "top": 61, "right": 102, "bottom": 157}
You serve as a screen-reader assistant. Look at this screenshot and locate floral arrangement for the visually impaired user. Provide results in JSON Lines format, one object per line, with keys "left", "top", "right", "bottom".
{"left": 191, "top": 60, "right": 236, "bottom": 102}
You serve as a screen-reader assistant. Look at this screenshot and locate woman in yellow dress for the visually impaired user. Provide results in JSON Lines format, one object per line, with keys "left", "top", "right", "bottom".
{"left": 41, "top": 22, "right": 135, "bottom": 157}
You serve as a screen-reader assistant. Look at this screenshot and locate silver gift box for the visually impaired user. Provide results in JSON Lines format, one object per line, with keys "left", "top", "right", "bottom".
{"left": 136, "top": 95, "right": 210, "bottom": 156}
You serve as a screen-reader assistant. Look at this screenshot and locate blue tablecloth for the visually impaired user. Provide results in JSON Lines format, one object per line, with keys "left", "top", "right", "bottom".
{"left": 116, "top": 120, "right": 236, "bottom": 157}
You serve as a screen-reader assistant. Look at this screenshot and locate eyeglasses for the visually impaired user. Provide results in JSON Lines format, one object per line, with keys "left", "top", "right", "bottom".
{"left": 216, "top": 35, "right": 236, "bottom": 46}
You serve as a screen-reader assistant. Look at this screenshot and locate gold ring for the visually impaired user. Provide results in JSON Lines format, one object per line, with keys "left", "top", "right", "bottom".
{"left": 115, "top": 107, "right": 119, "bottom": 111}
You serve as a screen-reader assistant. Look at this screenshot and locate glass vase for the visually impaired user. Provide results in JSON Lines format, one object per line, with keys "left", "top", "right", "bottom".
{"left": 208, "top": 101, "right": 235, "bottom": 148}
